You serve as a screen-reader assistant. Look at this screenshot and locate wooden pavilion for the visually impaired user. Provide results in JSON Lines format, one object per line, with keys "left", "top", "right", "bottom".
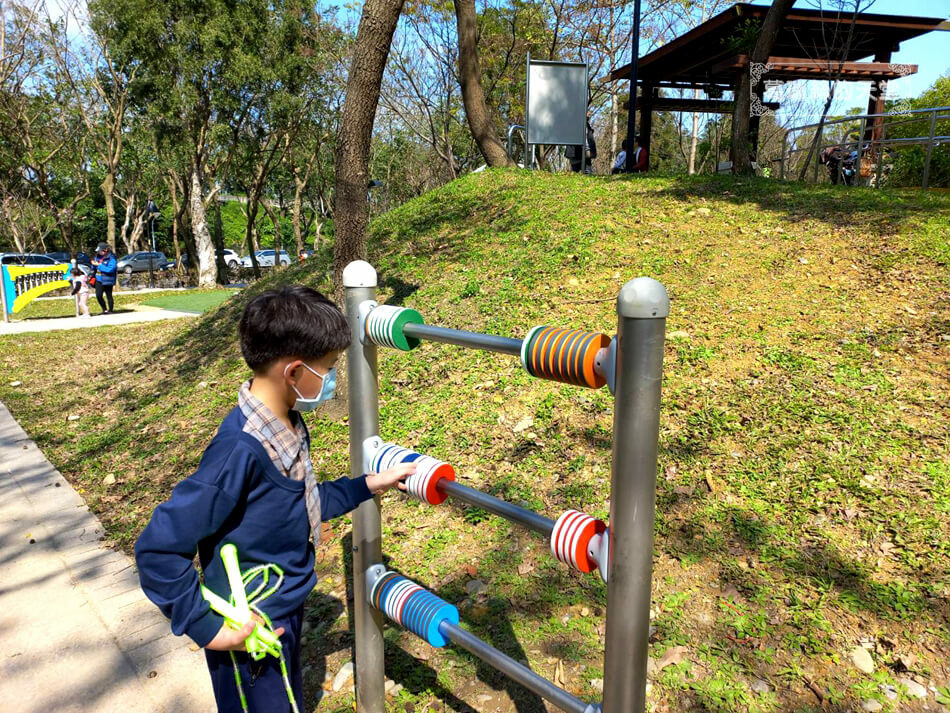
{"left": 605, "top": 3, "right": 948, "bottom": 163}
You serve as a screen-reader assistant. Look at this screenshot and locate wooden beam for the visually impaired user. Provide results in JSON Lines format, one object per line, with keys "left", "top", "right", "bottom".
{"left": 710, "top": 53, "right": 917, "bottom": 80}
{"left": 621, "top": 98, "right": 780, "bottom": 113}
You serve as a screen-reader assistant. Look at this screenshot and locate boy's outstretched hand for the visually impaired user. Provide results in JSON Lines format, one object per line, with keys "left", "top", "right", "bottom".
{"left": 365, "top": 463, "right": 416, "bottom": 495}
{"left": 206, "top": 613, "right": 285, "bottom": 652}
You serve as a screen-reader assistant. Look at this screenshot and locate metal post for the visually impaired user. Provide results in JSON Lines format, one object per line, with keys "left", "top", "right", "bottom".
{"left": 344, "top": 260, "right": 386, "bottom": 713}
{"left": 148, "top": 217, "right": 155, "bottom": 289}
{"left": 602, "top": 277, "right": 668, "bottom": 713}
{"left": 0, "top": 267, "right": 9, "bottom": 323}
{"left": 922, "top": 109, "right": 937, "bottom": 190}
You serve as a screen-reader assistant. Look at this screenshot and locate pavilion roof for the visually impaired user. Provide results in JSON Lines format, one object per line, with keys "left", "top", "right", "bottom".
{"left": 605, "top": 3, "right": 946, "bottom": 88}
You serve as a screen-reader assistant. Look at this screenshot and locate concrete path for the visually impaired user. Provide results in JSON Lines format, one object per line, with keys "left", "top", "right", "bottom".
{"left": 0, "top": 400, "right": 215, "bottom": 713}
{"left": 0, "top": 307, "right": 198, "bottom": 336}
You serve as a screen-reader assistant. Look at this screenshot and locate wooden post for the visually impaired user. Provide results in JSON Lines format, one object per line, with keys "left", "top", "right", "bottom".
{"left": 640, "top": 83, "right": 655, "bottom": 166}
{"left": 749, "top": 81, "right": 764, "bottom": 166}
{"left": 863, "top": 48, "right": 893, "bottom": 153}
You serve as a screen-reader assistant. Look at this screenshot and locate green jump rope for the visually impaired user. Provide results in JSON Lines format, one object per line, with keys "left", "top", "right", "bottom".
{"left": 201, "top": 544, "right": 300, "bottom": 713}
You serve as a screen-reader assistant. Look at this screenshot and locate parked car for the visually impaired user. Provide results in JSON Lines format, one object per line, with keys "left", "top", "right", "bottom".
{"left": 1, "top": 253, "right": 63, "bottom": 266}
{"left": 176, "top": 249, "right": 241, "bottom": 269}
{"left": 45, "top": 251, "right": 92, "bottom": 269}
{"left": 240, "top": 250, "right": 291, "bottom": 268}
{"left": 116, "top": 251, "right": 168, "bottom": 274}
{"left": 220, "top": 249, "right": 241, "bottom": 268}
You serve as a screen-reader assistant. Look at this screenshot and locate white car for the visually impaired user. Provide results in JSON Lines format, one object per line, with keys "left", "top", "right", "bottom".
{"left": 220, "top": 249, "right": 241, "bottom": 268}
{"left": 0, "top": 253, "right": 63, "bottom": 266}
{"left": 240, "top": 250, "right": 291, "bottom": 268}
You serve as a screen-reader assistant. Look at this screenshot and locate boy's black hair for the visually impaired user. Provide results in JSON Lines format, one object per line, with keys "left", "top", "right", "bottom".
{"left": 239, "top": 285, "right": 350, "bottom": 372}
{"left": 71, "top": 267, "right": 82, "bottom": 276}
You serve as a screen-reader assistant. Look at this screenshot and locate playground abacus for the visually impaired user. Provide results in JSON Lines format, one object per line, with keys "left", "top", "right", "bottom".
{"left": 344, "top": 261, "right": 669, "bottom": 713}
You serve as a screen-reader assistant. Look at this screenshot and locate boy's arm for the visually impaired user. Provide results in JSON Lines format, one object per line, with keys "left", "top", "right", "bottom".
{"left": 134, "top": 439, "right": 244, "bottom": 646}
{"left": 319, "top": 463, "right": 415, "bottom": 520}
{"left": 318, "top": 475, "right": 373, "bottom": 521}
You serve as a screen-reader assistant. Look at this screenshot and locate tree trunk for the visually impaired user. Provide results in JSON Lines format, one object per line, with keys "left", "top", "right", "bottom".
{"left": 243, "top": 202, "right": 262, "bottom": 279}
{"left": 212, "top": 199, "right": 229, "bottom": 284}
{"left": 292, "top": 176, "right": 305, "bottom": 256}
{"left": 171, "top": 202, "right": 181, "bottom": 269}
{"left": 332, "top": 0, "right": 406, "bottom": 286}
{"left": 731, "top": 0, "right": 795, "bottom": 175}
{"left": 688, "top": 90, "right": 700, "bottom": 174}
{"left": 178, "top": 178, "right": 197, "bottom": 282}
{"left": 454, "top": 0, "right": 514, "bottom": 168}
{"left": 688, "top": 1, "right": 707, "bottom": 175}
{"left": 189, "top": 164, "right": 218, "bottom": 288}
{"left": 101, "top": 172, "right": 117, "bottom": 248}
{"left": 119, "top": 195, "right": 136, "bottom": 254}
{"left": 56, "top": 215, "right": 76, "bottom": 253}
{"left": 129, "top": 213, "right": 145, "bottom": 251}
{"left": 263, "top": 200, "right": 282, "bottom": 267}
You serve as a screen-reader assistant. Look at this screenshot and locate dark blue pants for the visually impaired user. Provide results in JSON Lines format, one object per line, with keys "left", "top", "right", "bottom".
{"left": 205, "top": 606, "right": 304, "bottom": 713}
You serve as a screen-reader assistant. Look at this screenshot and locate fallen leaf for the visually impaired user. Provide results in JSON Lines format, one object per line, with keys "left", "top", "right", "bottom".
{"left": 517, "top": 561, "right": 534, "bottom": 575}
{"left": 897, "top": 653, "right": 918, "bottom": 671}
{"left": 655, "top": 645, "right": 689, "bottom": 671}
{"left": 554, "top": 659, "right": 566, "bottom": 687}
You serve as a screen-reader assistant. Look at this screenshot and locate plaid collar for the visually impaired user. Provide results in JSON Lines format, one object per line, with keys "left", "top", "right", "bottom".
{"left": 238, "top": 380, "right": 305, "bottom": 474}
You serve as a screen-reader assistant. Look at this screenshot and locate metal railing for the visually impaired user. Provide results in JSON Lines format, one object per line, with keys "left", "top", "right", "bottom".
{"left": 507, "top": 124, "right": 534, "bottom": 168}
{"left": 779, "top": 106, "right": 950, "bottom": 189}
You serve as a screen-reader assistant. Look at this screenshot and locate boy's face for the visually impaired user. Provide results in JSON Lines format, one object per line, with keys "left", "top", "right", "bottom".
{"left": 283, "top": 350, "right": 340, "bottom": 406}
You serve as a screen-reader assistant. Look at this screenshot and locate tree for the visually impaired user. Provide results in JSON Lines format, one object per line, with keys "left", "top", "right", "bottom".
{"left": 730, "top": 0, "right": 795, "bottom": 175}
{"left": 50, "top": 1, "right": 138, "bottom": 251}
{"left": 333, "top": 0, "right": 406, "bottom": 285}
{"left": 453, "top": 0, "right": 515, "bottom": 168}
{"left": 92, "top": 0, "right": 308, "bottom": 287}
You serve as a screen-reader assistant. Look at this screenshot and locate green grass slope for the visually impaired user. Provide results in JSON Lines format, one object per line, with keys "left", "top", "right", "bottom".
{"left": 1, "top": 170, "right": 948, "bottom": 713}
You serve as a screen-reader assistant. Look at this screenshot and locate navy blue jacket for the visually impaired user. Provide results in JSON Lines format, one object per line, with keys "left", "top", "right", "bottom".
{"left": 134, "top": 406, "right": 372, "bottom": 647}
{"left": 94, "top": 254, "right": 117, "bottom": 285}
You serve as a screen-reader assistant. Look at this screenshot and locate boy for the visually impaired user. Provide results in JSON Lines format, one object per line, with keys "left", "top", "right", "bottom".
{"left": 135, "top": 286, "right": 414, "bottom": 712}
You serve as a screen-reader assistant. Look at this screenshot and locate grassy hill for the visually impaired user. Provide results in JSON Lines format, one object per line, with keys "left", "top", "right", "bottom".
{"left": 1, "top": 169, "right": 948, "bottom": 713}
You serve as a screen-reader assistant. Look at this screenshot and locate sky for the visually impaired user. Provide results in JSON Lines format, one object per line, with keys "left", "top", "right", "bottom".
{"left": 44, "top": 0, "right": 949, "bottom": 128}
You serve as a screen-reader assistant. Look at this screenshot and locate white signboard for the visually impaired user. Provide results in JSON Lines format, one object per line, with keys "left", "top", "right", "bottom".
{"left": 526, "top": 59, "right": 588, "bottom": 147}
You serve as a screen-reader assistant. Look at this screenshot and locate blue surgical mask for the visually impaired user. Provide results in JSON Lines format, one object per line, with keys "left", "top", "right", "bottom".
{"left": 285, "top": 363, "right": 336, "bottom": 412}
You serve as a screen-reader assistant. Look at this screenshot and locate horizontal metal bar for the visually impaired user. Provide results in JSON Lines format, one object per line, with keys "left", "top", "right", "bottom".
{"left": 788, "top": 106, "right": 950, "bottom": 131}
{"left": 402, "top": 323, "right": 524, "bottom": 356}
{"left": 436, "top": 480, "right": 554, "bottom": 537}
{"left": 439, "top": 621, "right": 598, "bottom": 713}
{"left": 785, "top": 135, "right": 950, "bottom": 156}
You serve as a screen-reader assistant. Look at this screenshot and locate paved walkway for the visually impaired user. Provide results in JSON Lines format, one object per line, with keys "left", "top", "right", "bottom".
{"left": 0, "top": 400, "right": 214, "bottom": 713}
{"left": 0, "top": 307, "right": 198, "bottom": 336}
